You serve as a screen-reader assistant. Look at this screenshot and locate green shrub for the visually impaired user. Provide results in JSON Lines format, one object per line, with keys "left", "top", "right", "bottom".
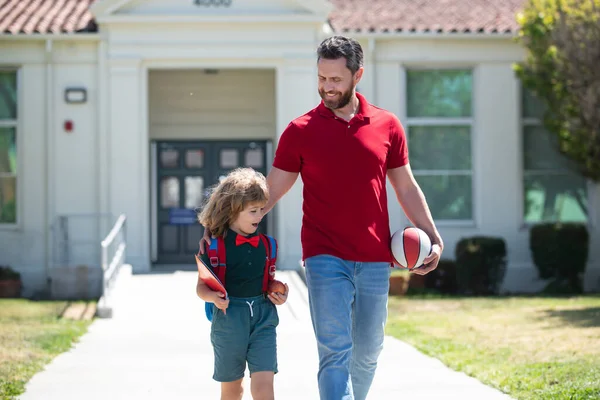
{"left": 455, "top": 237, "right": 507, "bottom": 295}
{"left": 424, "top": 259, "right": 458, "bottom": 294}
{"left": 0, "top": 265, "right": 20, "bottom": 280}
{"left": 529, "top": 223, "right": 589, "bottom": 294}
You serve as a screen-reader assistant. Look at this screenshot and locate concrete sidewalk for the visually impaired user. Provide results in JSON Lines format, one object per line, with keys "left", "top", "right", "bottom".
{"left": 19, "top": 267, "right": 513, "bottom": 400}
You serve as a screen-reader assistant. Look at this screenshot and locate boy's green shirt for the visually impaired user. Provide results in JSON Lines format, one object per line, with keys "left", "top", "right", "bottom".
{"left": 201, "top": 229, "right": 267, "bottom": 298}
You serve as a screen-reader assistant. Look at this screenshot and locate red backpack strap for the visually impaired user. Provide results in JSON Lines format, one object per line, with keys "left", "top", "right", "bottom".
{"left": 216, "top": 236, "right": 226, "bottom": 283}
{"left": 259, "top": 234, "right": 277, "bottom": 293}
{"left": 207, "top": 236, "right": 227, "bottom": 285}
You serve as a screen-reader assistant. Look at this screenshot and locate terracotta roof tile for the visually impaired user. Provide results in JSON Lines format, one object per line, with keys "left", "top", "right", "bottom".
{"left": 0, "top": 0, "right": 525, "bottom": 35}
{"left": 328, "top": 0, "right": 526, "bottom": 34}
{"left": 0, "top": 0, "right": 96, "bottom": 34}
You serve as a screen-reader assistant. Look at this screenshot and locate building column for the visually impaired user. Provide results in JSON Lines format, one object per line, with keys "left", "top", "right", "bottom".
{"left": 108, "top": 59, "right": 150, "bottom": 272}
{"left": 274, "top": 59, "right": 318, "bottom": 269}
{"left": 375, "top": 61, "right": 410, "bottom": 232}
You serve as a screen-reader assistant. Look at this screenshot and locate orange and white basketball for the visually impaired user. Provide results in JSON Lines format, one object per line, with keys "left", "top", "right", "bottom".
{"left": 391, "top": 227, "right": 432, "bottom": 270}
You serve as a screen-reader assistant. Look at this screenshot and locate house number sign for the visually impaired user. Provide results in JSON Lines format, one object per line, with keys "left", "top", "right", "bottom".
{"left": 194, "top": 0, "right": 232, "bottom": 6}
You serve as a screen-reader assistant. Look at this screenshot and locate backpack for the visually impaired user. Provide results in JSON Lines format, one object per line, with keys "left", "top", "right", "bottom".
{"left": 204, "top": 233, "right": 277, "bottom": 321}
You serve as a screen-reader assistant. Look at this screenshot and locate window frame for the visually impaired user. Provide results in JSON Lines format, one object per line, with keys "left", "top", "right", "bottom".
{"left": 0, "top": 67, "right": 20, "bottom": 229}
{"left": 519, "top": 87, "right": 591, "bottom": 226}
{"left": 405, "top": 67, "right": 476, "bottom": 225}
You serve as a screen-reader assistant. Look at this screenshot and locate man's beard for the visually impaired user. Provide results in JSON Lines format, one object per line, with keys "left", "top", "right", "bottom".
{"left": 319, "top": 83, "right": 355, "bottom": 110}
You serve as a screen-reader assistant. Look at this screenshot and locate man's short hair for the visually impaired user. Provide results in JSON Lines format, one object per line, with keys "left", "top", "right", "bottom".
{"left": 317, "top": 36, "right": 364, "bottom": 75}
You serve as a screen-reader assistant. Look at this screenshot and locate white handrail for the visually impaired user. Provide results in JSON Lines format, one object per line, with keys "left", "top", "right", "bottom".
{"left": 101, "top": 214, "right": 127, "bottom": 248}
{"left": 97, "top": 214, "right": 127, "bottom": 318}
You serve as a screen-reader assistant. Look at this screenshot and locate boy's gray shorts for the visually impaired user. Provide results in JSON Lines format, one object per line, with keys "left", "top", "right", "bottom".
{"left": 210, "top": 294, "right": 279, "bottom": 382}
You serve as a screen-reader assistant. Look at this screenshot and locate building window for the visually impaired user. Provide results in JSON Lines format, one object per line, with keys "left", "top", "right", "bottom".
{"left": 522, "top": 90, "right": 587, "bottom": 223}
{"left": 0, "top": 70, "right": 17, "bottom": 224}
{"left": 406, "top": 69, "right": 473, "bottom": 221}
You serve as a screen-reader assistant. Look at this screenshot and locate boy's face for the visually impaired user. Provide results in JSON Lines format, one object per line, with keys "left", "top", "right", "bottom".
{"left": 230, "top": 202, "right": 265, "bottom": 236}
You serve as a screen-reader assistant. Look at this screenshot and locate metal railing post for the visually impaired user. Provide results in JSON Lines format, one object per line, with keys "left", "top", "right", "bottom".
{"left": 59, "top": 215, "right": 69, "bottom": 265}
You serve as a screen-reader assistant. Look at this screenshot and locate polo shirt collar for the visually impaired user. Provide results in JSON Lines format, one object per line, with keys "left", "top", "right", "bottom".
{"left": 225, "top": 228, "right": 259, "bottom": 242}
{"left": 317, "top": 92, "right": 373, "bottom": 120}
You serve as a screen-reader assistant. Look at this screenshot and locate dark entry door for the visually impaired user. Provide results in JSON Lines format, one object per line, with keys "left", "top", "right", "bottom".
{"left": 153, "top": 140, "right": 269, "bottom": 264}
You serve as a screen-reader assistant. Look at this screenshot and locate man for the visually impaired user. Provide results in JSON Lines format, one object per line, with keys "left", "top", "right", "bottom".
{"left": 202, "top": 35, "right": 443, "bottom": 400}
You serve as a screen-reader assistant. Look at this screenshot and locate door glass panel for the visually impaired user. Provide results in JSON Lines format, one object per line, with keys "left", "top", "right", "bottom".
{"left": 160, "top": 149, "right": 179, "bottom": 168}
{"left": 245, "top": 148, "right": 263, "bottom": 168}
{"left": 185, "top": 149, "right": 204, "bottom": 168}
{"left": 160, "top": 177, "right": 179, "bottom": 208}
{"left": 160, "top": 224, "right": 178, "bottom": 252}
{"left": 186, "top": 225, "right": 204, "bottom": 253}
{"left": 185, "top": 176, "right": 204, "bottom": 209}
{"left": 220, "top": 149, "right": 238, "bottom": 168}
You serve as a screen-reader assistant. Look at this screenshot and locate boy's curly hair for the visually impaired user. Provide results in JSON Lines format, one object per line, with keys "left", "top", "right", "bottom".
{"left": 198, "top": 168, "right": 269, "bottom": 238}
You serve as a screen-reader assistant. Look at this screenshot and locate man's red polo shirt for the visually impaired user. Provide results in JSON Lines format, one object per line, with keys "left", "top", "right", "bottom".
{"left": 273, "top": 92, "right": 409, "bottom": 262}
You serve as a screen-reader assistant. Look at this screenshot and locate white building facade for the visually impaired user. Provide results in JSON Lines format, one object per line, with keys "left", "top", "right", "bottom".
{"left": 0, "top": 0, "right": 598, "bottom": 297}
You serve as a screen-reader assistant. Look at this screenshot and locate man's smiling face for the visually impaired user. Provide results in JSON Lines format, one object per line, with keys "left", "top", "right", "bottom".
{"left": 318, "top": 57, "right": 361, "bottom": 110}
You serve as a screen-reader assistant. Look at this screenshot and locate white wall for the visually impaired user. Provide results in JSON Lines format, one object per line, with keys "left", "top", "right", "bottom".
{"left": 0, "top": 58, "right": 48, "bottom": 297}
{"left": 104, "top": 58, "right": 146, "bottom": 271}
{"left": 275, "top": 58, "right": 320, "bottom": 269}
{"left": 52, "top": 42, "right": 101, "bottom": 269}
{"left": 0, "top": 39, "right": 100, "bottom": 296}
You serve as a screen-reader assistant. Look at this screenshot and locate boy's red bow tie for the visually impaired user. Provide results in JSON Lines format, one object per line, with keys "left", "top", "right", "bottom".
{"left": 236, "top": 235, "right": 259, "bottom": 247}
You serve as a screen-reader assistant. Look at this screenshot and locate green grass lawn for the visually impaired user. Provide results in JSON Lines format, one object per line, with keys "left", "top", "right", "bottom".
{"left": 0, "top": 299, "right": 93, "bottom": 400}
{"left": 386, "top": 295, "right": 600, "bottom": 400}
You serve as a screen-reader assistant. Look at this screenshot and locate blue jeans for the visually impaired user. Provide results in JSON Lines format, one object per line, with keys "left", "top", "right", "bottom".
{"left": 305, "top": 255, "right": 391, "bottom": 400}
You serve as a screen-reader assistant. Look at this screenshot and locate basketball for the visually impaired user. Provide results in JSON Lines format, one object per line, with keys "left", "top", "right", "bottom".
{"left": 268, "top": 279, "right": 286, "bottom": 295}
{"left": 391, "top": 227, "right": 432, "bottom": 270}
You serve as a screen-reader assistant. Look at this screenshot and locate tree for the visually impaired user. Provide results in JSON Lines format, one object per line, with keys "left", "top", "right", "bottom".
{"left": 514, "top": 0, "right": 600, "bottom": 181}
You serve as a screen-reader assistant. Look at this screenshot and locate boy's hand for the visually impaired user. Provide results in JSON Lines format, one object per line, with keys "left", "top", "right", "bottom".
{"left": 198, "top": 228, "right": 212, "bottom": 255}
{"left": 212, "top": 291, "right": 229, "bottom": 313}
{"left": 268, "top": 284, "right": 289, "bottom": 306}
